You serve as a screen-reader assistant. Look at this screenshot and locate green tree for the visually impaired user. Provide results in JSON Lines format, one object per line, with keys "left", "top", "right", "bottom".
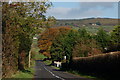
{"left": 46, "top": 16, "right": 56, "bottom": 28}
{"left": 110, "top": 25, "right": 120, "bottom": 51}
{"left": 78, "top": 28, "right": 91, "bottom": 39}
{"left": 50, "top": 29, "right": 78, "bottom": 63}
{"left": 96, "top": 21, "right": 101, "bottom": 26}
{"left": 95, "top": 28, "right": 110, "bottom": 52}
{"left": 72, "top": 28, "right": 100, "bottom": 57}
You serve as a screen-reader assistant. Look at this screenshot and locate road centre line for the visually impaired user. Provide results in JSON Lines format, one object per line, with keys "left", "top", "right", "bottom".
{"left": 44, "top": 67, "right": 65, "bottom": 80}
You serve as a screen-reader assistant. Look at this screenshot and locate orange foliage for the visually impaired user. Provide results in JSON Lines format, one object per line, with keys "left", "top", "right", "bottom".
{"left": 38, "top": 26, "right": 71, "bottom": 57}
{"left": 43, "top": 52, "right": 51, "bottom": 57}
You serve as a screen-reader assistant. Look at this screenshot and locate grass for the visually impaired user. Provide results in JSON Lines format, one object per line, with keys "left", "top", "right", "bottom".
{"left": 68, "top": 70, "right": 107, "bottom": 80}
{"left": 31, "top": 39, "right": 47, "bottom": 60}
{"left": 67, "top": 70, "right": 98, "bottom": 80}
{"left": 44, "top": 60, "right": 52, "bottom": 65}
{"left": 51, "top": 65, "right": 60, "bottom": 70}
{"left": 33, "top": 51, "right": 47, "bottom": 60}
{"left": 12, "top": 60, "right": 35, "bottom": 79}
{"left": 72, "top": 25, "right": 114, "bottom": 34}
{"left": 12, "top": 68, "right": 34, "bottom": 78}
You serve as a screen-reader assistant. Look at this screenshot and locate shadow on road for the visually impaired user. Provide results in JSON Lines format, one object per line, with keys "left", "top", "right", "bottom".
{"left": 52, "top": 69, "right": 61, "bottom": 71}
{"left": 35, "top": 60, "right": 43, "bottom": 62}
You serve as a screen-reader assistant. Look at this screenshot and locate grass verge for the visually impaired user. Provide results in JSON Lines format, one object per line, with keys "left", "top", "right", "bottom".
{"left": 12, "top": 60, "right": 35, "bottom": 79}
{"left": 34, "top": 53, "right": 47, "bottom": 60}
{"left": 67, "top": 70, "right": 99, "bottom": 80}
{"left": 12, "top": 68, "right": 34, "bottom": 78}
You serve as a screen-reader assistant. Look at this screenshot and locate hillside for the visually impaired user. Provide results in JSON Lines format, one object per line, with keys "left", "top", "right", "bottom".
{"left": 53, "top": 18, "right": 119, "bottom": 33}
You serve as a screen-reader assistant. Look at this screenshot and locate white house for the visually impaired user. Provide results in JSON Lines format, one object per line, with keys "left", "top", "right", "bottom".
{"left": 33, "top": 37, "right": 37, "bottom": 40}
{"left": 54, "top": 61, "right": 62, "bottom": 67}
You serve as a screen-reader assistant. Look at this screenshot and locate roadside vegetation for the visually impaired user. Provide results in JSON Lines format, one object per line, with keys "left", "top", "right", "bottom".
{"left": 11, "top": 36, "right": 43, "bottom": 78}
{"left": 38, "top": 25, "right": 120, "bottom": 80}
{"left": 2, "top": 2, "right": 54, "bottom": 78}
{"left": 2, "top": 1, "right": 120, "bottom": 80}
{"left": 12, "top": 62, "right": 35, "bottom": 79}
{"left": 12, "top": 33, "right": 48, "bottom": 78}
{"left": 38, "top": 25, "right": 120, "bottom": 61}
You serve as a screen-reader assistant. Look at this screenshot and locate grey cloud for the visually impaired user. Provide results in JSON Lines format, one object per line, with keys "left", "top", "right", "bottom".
{"left": 80, "top": 2, "right": 116, "bottom": 11}
{"left": 65, "top": 2, "right": 116, "bottom": 18}
{"left": 66, "top": 2, "right": 116, "bottom": 15}
{"left": 46, "top": 2, "right": 117, "bottom": 19}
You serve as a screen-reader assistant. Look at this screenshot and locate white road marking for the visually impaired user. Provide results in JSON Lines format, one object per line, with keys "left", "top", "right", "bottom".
{"left": 44, "top": 67, "right": 65, "bottom": 80}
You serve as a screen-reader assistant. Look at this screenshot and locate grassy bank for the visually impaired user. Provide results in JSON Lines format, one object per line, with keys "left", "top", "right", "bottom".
{"left": 67, "top": 70, "right": 97, "bottom": 80}
{"left": 11, "top": 38, "right": 43, "bottom": 78}
{"left": 12, "top": 60, "right": 35, "bottom": 79}
{"left": 12, "top": 67, "right": 34, "bottom": 78}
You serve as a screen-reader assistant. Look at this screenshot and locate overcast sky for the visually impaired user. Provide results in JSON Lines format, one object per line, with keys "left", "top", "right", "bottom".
{"left": 45, "top": 2, "right": 118, "bottom": 19}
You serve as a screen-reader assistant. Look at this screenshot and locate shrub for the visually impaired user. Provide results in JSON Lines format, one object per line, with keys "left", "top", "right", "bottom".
{"left": 69, "top": 52, "right": 120, "bottom": 79}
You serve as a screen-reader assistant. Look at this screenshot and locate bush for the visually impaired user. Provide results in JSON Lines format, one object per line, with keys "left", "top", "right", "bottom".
{"left": 69, "top": 52, "right": 120, "bottom": 79}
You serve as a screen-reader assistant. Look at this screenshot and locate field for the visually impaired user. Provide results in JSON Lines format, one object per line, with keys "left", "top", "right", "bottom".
{"left": 53, "top": 18, "right": 118, "bottom": 33}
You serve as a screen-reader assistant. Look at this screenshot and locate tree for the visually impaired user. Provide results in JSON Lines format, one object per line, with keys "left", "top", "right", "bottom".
{"left": 46, "top": 16, "right": 56, "bottom": 28}
{"left": 110, "top": 25, "right": 120, "bottom": 51}
{"left": 78, "top": 28, "right": 91, "bottom": 38}
{"left": 38, "top": 27, "right": 71, "bottom": 58}
{"left": 2, "top": 2, "right": 52, "bottom": 77}
{"left": 50, "top": 29, "right": 78, "bottom": 63}
{"left": 50, "top": 28, "right": 102, "bottom": 63}
{"left": 94, "top": 28, "right": 110, "bottom": 52}
{"left": 72, "top": 28, "right": 101, "bottom": 57}
{"left": 96, "top": 21, "right": 101, "bottom": 26}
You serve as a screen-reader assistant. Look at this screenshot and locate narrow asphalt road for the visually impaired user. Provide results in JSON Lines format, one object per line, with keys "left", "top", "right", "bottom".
{"left": 33, "top": 60, "right": 94, "bottom": 80}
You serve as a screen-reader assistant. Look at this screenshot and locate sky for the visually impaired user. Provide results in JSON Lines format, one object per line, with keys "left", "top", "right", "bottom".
{"left": 45, "top": 2, "right": 118, "bottom": 19}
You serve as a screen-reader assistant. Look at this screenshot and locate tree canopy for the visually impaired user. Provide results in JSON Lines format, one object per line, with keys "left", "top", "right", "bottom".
{"left": 2, "top": 2, "right": 53, "bottom": 77}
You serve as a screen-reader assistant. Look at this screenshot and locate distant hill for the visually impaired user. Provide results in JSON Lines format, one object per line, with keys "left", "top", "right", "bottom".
{"left": 54, "top": 18, "right": 118, "bottom": 27}
{"left": 53, "top": 18, "right": 119, "bottom": 33}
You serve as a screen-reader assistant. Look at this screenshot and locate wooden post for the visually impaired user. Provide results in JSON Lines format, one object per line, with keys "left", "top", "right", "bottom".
{"left": 29, "top": 50, "right": 31, "bottom": 68}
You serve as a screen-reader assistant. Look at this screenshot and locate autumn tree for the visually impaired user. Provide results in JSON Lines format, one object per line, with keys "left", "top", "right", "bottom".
{"left": 38, "top": 27, "right": 59, "bottom": 57}
{"left": 38, "top": 27, "right": 71, "bottom": 58}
